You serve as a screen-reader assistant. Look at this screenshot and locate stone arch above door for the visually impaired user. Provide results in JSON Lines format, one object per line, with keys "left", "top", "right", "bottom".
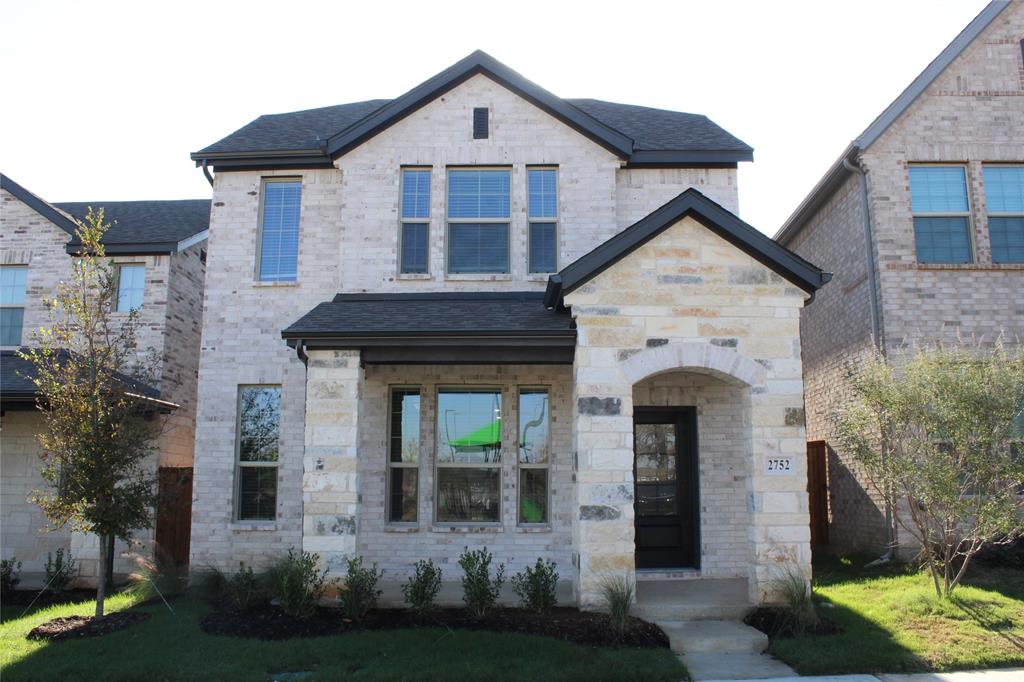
{"left": 620, "top": 341, "right": 767, "bottom": 388}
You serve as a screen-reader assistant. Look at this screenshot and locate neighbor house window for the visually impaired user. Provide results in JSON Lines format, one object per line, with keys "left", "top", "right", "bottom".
{"left": 518, "top": 388, "right": 550, "bottom": 524}
{"left": 0, "top": 265, "right": 27, "bottom": 347}
{"left": 258, "top": 179, "right": 301, "bottom": 282}
{"left": 436, "top": 388, "right": 502, "bottom": 522}
{"left": 400, "top": 169, "right": 431, "bottom": 274}
{"left": 908, "top": 166, "right": 973, "bottom": 263}
{"left": 983, "top": 165, "right": 1024, "bottom": 264}
{"left": 388, "top": 388, "right": 421, "bottom": 522}
{"left": 235, "top": 386, "right": 281, "bottom": 521}
{"left": 114, "top": 264, "right": 145, "bottom": 311}
{"left": 447, "top": 169, "right": 510, "bottom": 274}
{"left": 528, "top": 169, "right": 558, "bottom": 273}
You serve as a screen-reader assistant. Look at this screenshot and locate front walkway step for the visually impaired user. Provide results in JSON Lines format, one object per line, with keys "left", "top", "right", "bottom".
{"left": 659, "top": 620, "right": 768, "bottom": 653}
{"left": 681, "top": 651, "right": 797, "bottom": 681}
{"left": 635, "top": 578, "right": 752, "bottom": 621}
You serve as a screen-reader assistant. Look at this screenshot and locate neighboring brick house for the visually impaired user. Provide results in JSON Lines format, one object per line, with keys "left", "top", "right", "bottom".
{"left": 775, "top": 0, "right": 1024, "bottom": 555}
{"left": 0, "top": 173, "right": 209, "bottom": 586}
{"left": 188, "top": 50, "right": 829, "bottom": 608}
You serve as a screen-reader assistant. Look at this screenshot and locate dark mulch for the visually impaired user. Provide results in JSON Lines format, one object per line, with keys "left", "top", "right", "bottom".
{"left": 744, "top": 606, "right": 843, "bottom": 639}
{"left": 2, "top": 588, "right": 97, "bottom": 609}
{"left": 201, "top": 603, "right": 668, "bottom": 648}
{"left": 27, "top": 612, "right": 151, "bottom": 641}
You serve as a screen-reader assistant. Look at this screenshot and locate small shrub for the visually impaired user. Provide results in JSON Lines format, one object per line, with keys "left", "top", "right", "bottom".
{"left": 226, "top": 563, "right": 270, "bottom": 611}
{"left": 771, "top": 564, "right": 818, "bottom": 636}
{"left": 44, "top": 548, "right": 77, "bottom": 594}
{"left": 1, "top": 556, "right": 21, "bottom": 595}
{"left": 511, "top": 558, "right": 559, "bottom": 613}
{"left": 458, "top": 547, "right": 505, "bottom": 618}
{"left": 129, "top": 546, "right": 187, "bottom": 600}
{"left": 598, "top": 574, "right": 634, "bottom": 638}
{"left": 402, "top": 559, "right": 443, "bottom": 615}
{"left": 274, "top": 548, "right": 329, "bottom": 620}
{"left": 339, "top": 556, "right": 383, "bottom": 621}
{"left": 190, "top": 564, "right": 228, "bottom": 601}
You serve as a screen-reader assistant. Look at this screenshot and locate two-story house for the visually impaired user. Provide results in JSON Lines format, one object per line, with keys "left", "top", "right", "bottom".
{"left": 0, "top": 173, "right": 209, "bottom": 586}
{"left": 189, "top": 51, "right": 829, "bottom": 609}
{"left": 775, "top": 0, "right": 1023, "bottom": 555}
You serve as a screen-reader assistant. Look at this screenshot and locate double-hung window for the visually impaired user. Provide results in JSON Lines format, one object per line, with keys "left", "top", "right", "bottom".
{"left": 447, "top": 169, "right": 510, "bottom": 274}
{"left": 258, "top": 179, "right": 301, "bottom": 282}
{"left": 436, "top": 388, "right": 502, "bottom": 522}
{"left": 983, "top": 165, "right": 1024, "bottom": 264}
{"left": 0, "top": 265, "right": 27, "bottom": 347}
{"left": 235, "top": 386, "right": 281, "bottom": 521}
{"left": 518, "top": 388, "right": 550, "bottom": 524}
{"left": 527, "top": 169, "right": 558, "bottom": 273}
{"left": 908, "top": 166, "right": 973, "bottom": 263}
{"left": 388, "top": 388, "right": 421, "bottom": 522}
{"left": 400, "top": 169, "right": 431, "bottom": 274}
{"left": 114, "top": 264, "right": 145, "bottom": 312}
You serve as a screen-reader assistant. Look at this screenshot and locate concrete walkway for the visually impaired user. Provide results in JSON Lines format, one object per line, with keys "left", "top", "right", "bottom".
{"left": 700, "top": 668, "right": 1024, "bottom": 682}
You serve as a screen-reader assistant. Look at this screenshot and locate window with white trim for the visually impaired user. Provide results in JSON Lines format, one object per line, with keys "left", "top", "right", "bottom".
{"left": 400, "top": 169, "right": 430, "bottom": 274}
{"left": 518, "top": 388, "right": 550, "bottom": 524}
{"left": 436, "top": 388, "right": 502, "bottom": 522}
{"left": 114, "top": 264, "right": 145, "bottom": 312}
{"left": 527, "top": 168, "right": 558, "bottom": 273}
{"left": 0, "top": 265, "right": 27, "bottom": 347}
{"left": 908, "top": 166, "right": 973, "bottom": 263}
{"left": 235, "top": 385, "right": 281, "bottom": 520}
{"left": 388, "top": 387, "right": 421, "bottom": 522}
{"left": 983, "top": 165, "right": 1024, "bottom": 264}
{"left": 257, "top": 178, "right": 301, "bottom": 282}
{"left": 446, "top": 169, "right": 510, "bottom": 274}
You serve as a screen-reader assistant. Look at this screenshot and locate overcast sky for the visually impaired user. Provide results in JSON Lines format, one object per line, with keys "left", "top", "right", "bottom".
{"left": 0, "top": 0, "right": 989, "bottom": 234}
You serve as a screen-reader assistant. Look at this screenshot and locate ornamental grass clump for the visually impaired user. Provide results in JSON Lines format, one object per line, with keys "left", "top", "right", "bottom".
{"left": 511, "top": 558, "right": 559, "bottom": 613}
{"left": 274, "top": 548, "right": 329, "bottom": 620}
{"left": 458, "top": 547, "right": 505, "bottom": 618}
{"left": 339, "top": 556, "right": 383, "bottom": 621}
{"left": 598, "top": 574, "right": 634, "bottom": 638}
{"left": 771, "top": 563, "right": 818, "bottom": 636}
{"left": 402, "top": 559, "right": 443, "bottom": 615}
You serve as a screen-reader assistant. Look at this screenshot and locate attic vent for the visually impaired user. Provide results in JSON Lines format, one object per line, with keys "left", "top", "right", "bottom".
{"left": 473, "top": 107, "right": 489, "bottom": 139}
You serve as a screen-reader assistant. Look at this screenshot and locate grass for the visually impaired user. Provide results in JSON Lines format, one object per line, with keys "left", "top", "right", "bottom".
{"left": 0, "top": 593, "right": 687, "bottom": 682}
{"left": 769, "top": 556, "right": 1024, "bottom": 676}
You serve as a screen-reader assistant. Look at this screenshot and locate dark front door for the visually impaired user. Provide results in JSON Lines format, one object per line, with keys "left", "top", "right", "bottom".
{"left": 633, "top": 407, "right": 699, "bottom": 569}
{"left": 155, "top": 467, "right": 193, "bottom": 567}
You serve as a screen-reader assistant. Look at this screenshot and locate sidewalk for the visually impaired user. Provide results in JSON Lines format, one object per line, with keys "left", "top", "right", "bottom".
{"left": 702, "top": 668, "right": 1024, "bottom": 682}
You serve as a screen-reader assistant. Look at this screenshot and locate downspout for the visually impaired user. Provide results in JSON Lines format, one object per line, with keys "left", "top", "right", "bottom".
{"left": 294, "top": 339, "right": 308, "bottom": 365}
{"left": 844, "top": 155, "right": 897, "bottom": 565}
{"left": 201, "top": 159, "right": 214, "bottom": 187}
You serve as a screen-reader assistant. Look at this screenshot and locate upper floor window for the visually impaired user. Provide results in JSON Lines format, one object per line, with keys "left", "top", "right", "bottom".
{"left": 114, "top": 264, "right": 145, "bottom": 312}
{"left": 258, "top": 179, "right": 301, "bottom": 282}
{"left": 447, "top": 169, "right": 510, "bottom": 274}
{"left": 0, "top": 265, "right": 27, "bottom": 347}
{"left": 235, "top": 385, "right": 281, "bottom": 521}
{"left": 400, "top": 169, "right": 430, "bottom": 274}
{"left": 983, "top": 165, "right": 1024, "bottom": 264}
{"left": 909, "top": 166, "right": 973, "bottom": 264}
{"left": 528, "top": 168, "right": 558, "bottom": 273}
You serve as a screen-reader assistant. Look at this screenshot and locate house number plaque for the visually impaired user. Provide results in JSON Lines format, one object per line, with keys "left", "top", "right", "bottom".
{"left": 765, "top": 457, "right": 793, "bottom": 475}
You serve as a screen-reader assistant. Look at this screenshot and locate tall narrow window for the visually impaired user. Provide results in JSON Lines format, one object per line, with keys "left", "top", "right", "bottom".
{"left": 258, "top": 179, "right": 301, "bottom": 282}
{"left": 983, "top": 165, "right": 1024, "bottom": 264}
{"left": 908, "top": 166, "right": 973, "bottom": 263}
{"left": 436, "top": 388, "right": 502, "bottom": 522}
{"left": 235, "top": 386, "right": 281, "bottom": 521}
{"left": 447, "top": 169, "right": 510, "bottom": 274}
{"left": 400, "top": 169, "right": 430, "bottom": 274}
{"left": 518, "top": 388, "right": 550, "bottom": 524}
{"left": 388, "top": 388, "right": 421, "bottom": 522}
{"left": 528, "top": 169, "right": 558, "bottom": 273}
{"left": 0, "top": 265, "right": 27, "bottom": 347}
{"left": 114, "top": 264, "right": 145, "bottom": 311}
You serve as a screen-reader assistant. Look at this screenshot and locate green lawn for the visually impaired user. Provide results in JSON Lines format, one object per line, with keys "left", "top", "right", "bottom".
{"left": 1, "top": 594, "right": 687, "bottom": 682}
{"left": 770, "top": 557, "right": 1024, "bottom": 675}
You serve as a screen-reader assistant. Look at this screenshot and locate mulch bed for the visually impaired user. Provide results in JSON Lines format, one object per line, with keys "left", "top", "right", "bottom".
{"left": 744, "top": 606, "right": 843, "bottom": 639}
{"left": 200, "top": 603, "right": 668, "bottom": 648}
{"left": 27, "top": 612, "right": 151, "bottom": 641}
{"left": 3, "top": 588, "right": 97, "bottom": 609}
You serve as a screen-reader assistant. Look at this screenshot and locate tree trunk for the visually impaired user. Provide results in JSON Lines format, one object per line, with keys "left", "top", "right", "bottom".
{"left": 105, "top": 536, "right": 115, "bottom": 592}
{"left": 95, "top": 533, "right": 110, "bottom": 618}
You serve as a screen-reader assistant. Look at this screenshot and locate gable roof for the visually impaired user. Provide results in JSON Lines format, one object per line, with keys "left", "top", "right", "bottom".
{"left": 56, "top": 200, "right": 211, "bottom": 254}
{"left": 775, "top": 0, "right": 1012, "bottom": 244}
{"left": 545, "top": 188, "right": 830, "bottom": 308}
{"left": 193, "top": 50, "right": 753, "bottom": 170}
{"left": 1, "top": 172, "right": 81, "bottom": 236}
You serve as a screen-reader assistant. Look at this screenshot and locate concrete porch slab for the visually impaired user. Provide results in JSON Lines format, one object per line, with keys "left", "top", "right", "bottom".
{"left": 635, "top": 578, "right": 752, "bottom": 621}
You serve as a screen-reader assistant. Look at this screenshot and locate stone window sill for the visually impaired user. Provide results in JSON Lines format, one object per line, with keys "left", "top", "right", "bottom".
{"left": 430, "top": 524, "right": 504, "bottom": 533}
{"left": 384, "top": 524, "right": 420, "bottom": 533}
{"left": 526, "top": 274, "right": 554, "bottom": 283}
{"left": 231, "top": 522, "right": 277, "bottom": 532}
{"left": 396, "top": 273, "right": 432, "bottom": 281}
{"left": 444, "top": 274, "right": 513, "bottom": 282}
{"left": 516, "top": 525, "right": 552, "bottom": 533}
{"left": 900, "top": 263, "right": 1024, "bottom": 271}
{"left": 252, "top": 281, "right": 300, "bottom": 287}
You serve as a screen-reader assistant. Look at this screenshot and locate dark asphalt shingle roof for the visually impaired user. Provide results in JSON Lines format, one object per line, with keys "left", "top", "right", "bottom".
{"left": 1, "top": 349, "right": 164, "bottom": 402}
{"left": 55, "top": 200, "right": 211, "bottom": 249}
{"left": 283, "top": 292, "right": 574, "bottom": 338}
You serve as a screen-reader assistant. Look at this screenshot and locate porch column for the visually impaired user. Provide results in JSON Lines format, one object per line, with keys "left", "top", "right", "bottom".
{"left": 302, "top": 349, "right": 362, "bottom": 576}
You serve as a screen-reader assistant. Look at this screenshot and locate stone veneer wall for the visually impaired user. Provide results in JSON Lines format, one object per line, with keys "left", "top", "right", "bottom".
{"left": 566, "top": 215, "right": 810, "bottom": 605}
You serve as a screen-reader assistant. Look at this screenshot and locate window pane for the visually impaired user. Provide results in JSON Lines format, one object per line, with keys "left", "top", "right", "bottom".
{"left": 1, "top": 308, "right": 24, "bottom": 346}
{"left": 259, "top": 181, "right": 301, "bottom": 282}
{"left": 519, "top": 468, "right": 548, "bottom": 524}
{"left": 983, "top": 166, "right": 1024, "bottom": 213}
{"left": 518, "top": 389, "right": 549, "bottom": 464}
{"left": 389, "top": 467, "right": 418, "bottom": 522}
{"left": 402, "top": 169, "right": 431, "bottom": 219}
{"left": 448, "top": 170, "right": 510, "bottom": 219}
{"left": 528, "top": 169, "right": 557, "bottom": 218}
{"left": 437, "top": 389, "right": 502, "bottom": 464}
{"left": 909, "top": 166, "right": 968, "bottom": 213}
{"left": 238, "top": 467, "right": 277, "bottom": 520}
{"left": 913, "top": 216, "right": 972, "bottom": 263}
{"left": 529, "top": 222, "right": 556, "bottom": 273}
{"left": 448, "top": 223, "right": 509, "bottom": 273}
{"left": 436, "top": 468, "right": 500, "bottom": 522}
{"left": 990, "top": 217, "right": 1024, "bottom": 264}
{"left": 0, "top": 266, "right": 27, "bottom": 305}
{"left": 390, "top": 389, "right": 420, "bottom": 463}
{"left": 116, "top": 265, "right": 145, "bottom": 311}
{"left": 635, "top": 423, "right": 678, "bottom": 516}
{"left": 239, "top": 387, "right": 281, "bottom": 462}
{"left": 400, "top": 223, "right": 429, "bottom": 274}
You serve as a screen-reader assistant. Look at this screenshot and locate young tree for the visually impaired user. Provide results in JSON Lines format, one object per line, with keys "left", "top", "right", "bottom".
{"left": 838, "top": 340, "right": 1024, "bottom": 598}
{"left": 20, "top": 209, "right": 165, "bottom": 617}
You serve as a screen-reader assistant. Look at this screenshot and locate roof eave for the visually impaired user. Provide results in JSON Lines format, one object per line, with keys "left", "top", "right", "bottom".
{"left": 66, "top": 241, "right": 180, "bottom": 256}
{"left": 627, "top": 149, "right": 754, "bottom": 167}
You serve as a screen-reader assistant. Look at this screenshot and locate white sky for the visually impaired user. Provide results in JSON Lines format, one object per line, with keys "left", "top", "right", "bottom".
{"left": 0, "top": 0, "right": 989, "bottom": 234}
